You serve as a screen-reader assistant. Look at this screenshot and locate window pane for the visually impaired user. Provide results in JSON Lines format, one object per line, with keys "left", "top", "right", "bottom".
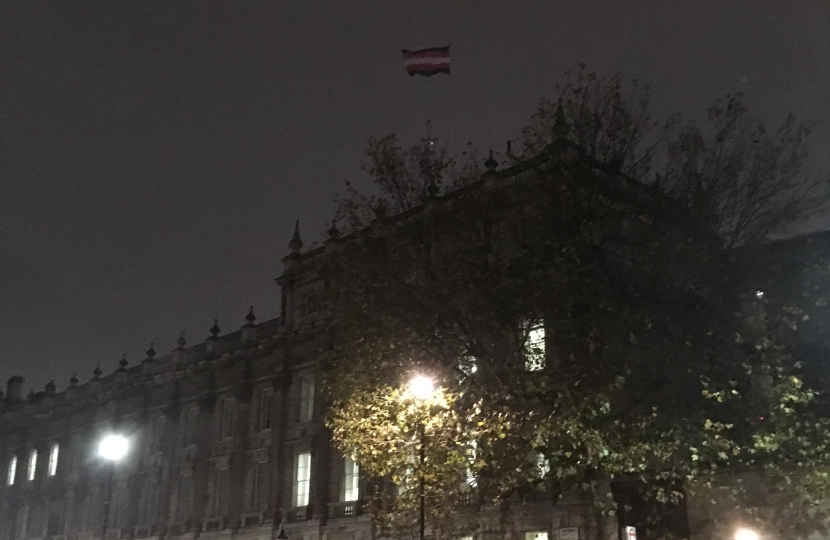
{"left": 153, "top": 416, "right": 166, "bottom": 453}
{"left": 48, "top": 444, "right": 59, "bottom": 476}
{"left": 299, "top": 376, "right": 315, "bottom": 423}
{"left": 7, "top": 455, "right": 16, "bottom": 485}
{"left": 27, "top": 450, "right": 37, "bottom": 481}
{"left": 294, "top": 452, "right": 311, "bottom": 507}
{"left": 253, "top": 461, "right": 268, "bottom": 512}
{"left": 214, "top": 468, "right": 230, "bottom": 516}
{"left": 260, "top": 388, "right": 273, "bottom": 431}
{"left": 221, "top": 398, "right": 236, "bottom": 439}
{"left": 525, "top": 532, "right": 549, "bottom": 540}
{"left": 344, "top": 458, "right": 359, "bottom": 501}
{"left": 177, "top": 474, "right": 193, "bottom": 520}
{"left": 525, "top": 323, "right": 546, "bottom": 371}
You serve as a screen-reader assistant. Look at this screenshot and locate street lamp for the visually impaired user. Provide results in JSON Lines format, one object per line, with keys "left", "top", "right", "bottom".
{"left": 408, "top": 374, "right": 437, "bottom": 540}
{"left": 98, "top": 434, "right": 129, "bottom": 539}
{"left": 735, "top": 529, "right": 759, "bottom": 540}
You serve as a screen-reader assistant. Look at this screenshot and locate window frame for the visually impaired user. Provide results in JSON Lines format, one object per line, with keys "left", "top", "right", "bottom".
{"left": 343, "top": 457, "right": 360, "bottom": 502}
{"left": 293, "top": 451, "right": 312, "bottom": 507}
{"left": 7, "top": 455, "right": 17, "bottom": 485}
{"left": 27, "top": 449, "right": 38, "bottom": 481}
{"left": 259, "top": 387, "right": 274, "bottom": 432}
{"left": 298, "top": 375, "right": 315, "bottom": 423}
{"left": 47, "top": 443, "right": 59, "bottom": 477}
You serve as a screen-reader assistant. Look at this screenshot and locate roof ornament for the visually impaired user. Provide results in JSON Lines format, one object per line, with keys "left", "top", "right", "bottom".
{"left": 93, "top": 363, "right": 102, "bottom": 379}
{"left": 45, "top": 380, "right": 56, "bottom": 394}
{"left": 289, "top": 220, "right": 303, "bottom": 253}
{"left": 553, "top": 98, "right": 569, "bottom": 141}
{"left": 484, "top": 149, "right": 498, "bottom": 171}
{"left": 244, "top": 306, "right": 257, "bottom": 326}
{"left": 69, "top": 372, "right": 78, "bottom": 386}
{"left": 328, "top": 219, "right": 340, "bottom": 239}
{"left": 210, "top": 319, "right": 221, "bottom": 338}
{"left": 118, "top": 353, "right": 128, "bottom": 372}
{"left": 177, "top": 331, "right": 187, "bottom": 349}
{"left": 144, "top": 343, "right": 156, "bottom": 363}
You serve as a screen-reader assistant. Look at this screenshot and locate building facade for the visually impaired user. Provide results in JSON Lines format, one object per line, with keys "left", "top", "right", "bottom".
{"left": 0, "top": 148, "right": 601, "bottom": 540}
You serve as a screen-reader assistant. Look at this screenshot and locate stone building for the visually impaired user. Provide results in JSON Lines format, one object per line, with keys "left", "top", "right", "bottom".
{"left": 0, "top": 140, "right": 605, "bottom": 540}
{"left": 1, "top": 128, "right": 827, "bottom": 540}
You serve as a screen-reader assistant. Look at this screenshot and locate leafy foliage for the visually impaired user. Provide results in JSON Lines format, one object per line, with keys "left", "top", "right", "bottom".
{"left": 322, "top": 68, "right": 830, "bottom": 540}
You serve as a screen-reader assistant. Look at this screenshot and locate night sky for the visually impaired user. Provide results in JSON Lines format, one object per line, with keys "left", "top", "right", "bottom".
{"left": 1, "top": 1, "right": 829, "bottom": 392}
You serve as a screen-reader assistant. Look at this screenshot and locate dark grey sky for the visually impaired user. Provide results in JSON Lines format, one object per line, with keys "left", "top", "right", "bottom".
{"left": 1, "top": 1, "right": 829, "bottom": 391}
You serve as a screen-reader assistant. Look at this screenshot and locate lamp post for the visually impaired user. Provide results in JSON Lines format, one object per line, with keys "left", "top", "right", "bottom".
{"left": 97, "top": 434, "right": 129, "bottom": 540}
{"left": 408, "top": 375, "right": 437, "bottom": 540}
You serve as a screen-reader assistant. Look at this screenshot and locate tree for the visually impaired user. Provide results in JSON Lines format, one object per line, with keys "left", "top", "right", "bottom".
{"left": 322, "top": 68, "right": 830, "bottom": 540}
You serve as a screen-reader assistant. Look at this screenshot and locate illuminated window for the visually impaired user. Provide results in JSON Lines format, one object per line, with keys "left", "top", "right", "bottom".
{"left": 299, "top": 376, "right": 315, "bottom": 423}
{"left": 48, "top": 444, "right": 59, "bottom": 476}
{"left": 259, "top": 388, "right": 273, "bottom": 431}
{"left": 525, "top": 323, "right": 546, "bottom": 371}
{"left": 293, "top": 452, "right": 312, "bottom": 507}
{"left": 525, "top": 532, "right": 548, "bottom": 540}
{"left": 532, "top": 451, "right": 550, "bottom": 479}
{"left": 252, "top": 460, "right": 268, "bottom": 512}
{"left": 6, "top": 455, "right": 17, "bottom": 485}
{"left": 343, "top": 458, "right": 359, "bottom": 501}
{"left": 27, "top": 449, "right": 37, "bottom": 481}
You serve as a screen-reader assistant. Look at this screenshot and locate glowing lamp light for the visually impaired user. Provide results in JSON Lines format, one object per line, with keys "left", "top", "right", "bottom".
{"left": 98, "top": 434, "right": 129, "bottom": 462}
{"left": 408, "top": 375, "right": 436, "bottom": 401}
{"left": 735, "top": 528, "right": 759, "bottom": 540}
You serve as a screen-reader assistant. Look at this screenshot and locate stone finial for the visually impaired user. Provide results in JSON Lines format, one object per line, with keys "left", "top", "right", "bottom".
{"left": 328, "top": 219, "right": 340, "bottom": 239}
{"left": 289, "top": 220, "right": 303, "bottom": 253}
{"left": 244, "top": 306, "right": 257, "bottom": 326}
{"left": 118, "top": 353, "right": 128, "bottom": 372}
{"left": 426, "top": 177, "right": 439, "bottom": 197}
{"left": 45, "top": 380, "right": 56, "bottom": 394}
{"left": 553, "top": 98, "right": 569, "bottom": 141}
{"left": 144, "top": 343, "right": 156, "bottom": 363}
{"left": 69, "top": 372, "right": 78, "bottom": 386}
{"left": 177, "top": 331, "right": 187, "bottom": 349}
{"left": 484, "top": 149, "right": 498, "bottom": 171}
{"left": 93, "top": 363, "right": 102, "bottom": 379}
{"left": 210, "top": 319, "right": 221, "bottom": 338}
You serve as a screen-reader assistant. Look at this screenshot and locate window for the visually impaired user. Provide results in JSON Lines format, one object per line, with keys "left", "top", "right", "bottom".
{"left": 182, "top": 406, "right": 198, "bottom": 447}
{"left": 177, "top": 474, "right": 193, "bottom": 521}
{"left": 27, "top": 450, "right": 37, "bottom": 481}
{"left": 259, "top": 388, "right": 273, "bottom": 431}
{"left": 152, "top": 415, "right": 166, "bottom": 453}
{"left": 299, "top": 376, "right": 315, "bottom": 423}
{"left": 533, "top": 451, "right": 550, "bottom": 479}
{"left": 7, "top": 455, "right": 17, "bottom": 485}
{"left": 525, "top": 322, "right": 546, "bottom": 371}
{"left": 252, "top": 461, "right": 268, "bottom": 512}
{"left": 465, "top": 441, "right": 478, "bottom": 487}
{"left": 293, "top": 452, "right": 312, "bottom": 507}
{"left": 139, "top": 480, "right": 159, "bottom": 525}
{"left": 343, "top": 458, "right": 359, "bottom": 501}
{"left": 213, "top": 467, "right": 230, "bottom": 517}
{"left": 525, "top": 532, "right": 549, "bottom": 540}
{"left": 47, "top": 444, "right": 59, "bottom": 476}
{"left": 220, "top": 398, "right": 236, "bottom": 439}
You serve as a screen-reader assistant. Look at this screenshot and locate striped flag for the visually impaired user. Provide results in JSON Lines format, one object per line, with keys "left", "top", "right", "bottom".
{"left": 402, "top": 46, "right": 450, "bottom": 77}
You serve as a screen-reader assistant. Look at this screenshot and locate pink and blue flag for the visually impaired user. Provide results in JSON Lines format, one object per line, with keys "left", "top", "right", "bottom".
{"left": 402, "top": 46, "right": 450, "bottom": 77}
